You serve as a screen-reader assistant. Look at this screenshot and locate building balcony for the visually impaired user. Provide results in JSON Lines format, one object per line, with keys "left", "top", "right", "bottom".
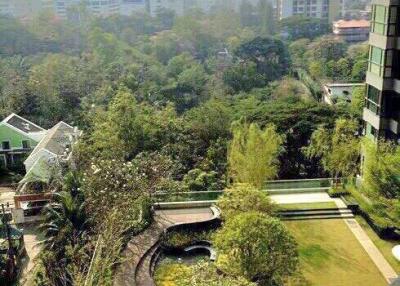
{"left": 369, "top": 32, "right": 398, "bottom": 50}
{"left": 363, "top": 107, "right": 383, "bottom": 130}
{"left": 363, "top": 107, "right": 400, "bottom": 135}
{"left": 366, "top": 71, "right": 393, "bottom": 91}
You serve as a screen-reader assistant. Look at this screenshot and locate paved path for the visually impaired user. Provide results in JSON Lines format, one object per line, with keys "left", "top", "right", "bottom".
{"left": 114, "top": 208, "right": 214, "bottom": 286}
{"left": 332, "top": 199, "right": 398, "bottom": 284}
{"left": 270, "top": 192, "right": 334, "bottom": 204}
{"left": 19, "top": 225, "right": 43, "bottom": 285}
{"left": 0, "top": 186, "right": 15, "bottom": 208}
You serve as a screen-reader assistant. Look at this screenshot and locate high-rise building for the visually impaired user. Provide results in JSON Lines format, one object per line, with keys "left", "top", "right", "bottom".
{"left": 363, "top": 1, "right": 400, "bottom": 141}
{"left": 276, "top": 0, "right": 344, "bottom": 22}
{"left": 120, "top": 0, "right": 147, "bottom": 16}
{"left": 148, "top": 0, "right": 263, "bottom": 17}
{"left": 0, "top": 0, "right": 50, "bottom": 19}
{"left": 53, "top": 0, "right": 121, "bottom": 18}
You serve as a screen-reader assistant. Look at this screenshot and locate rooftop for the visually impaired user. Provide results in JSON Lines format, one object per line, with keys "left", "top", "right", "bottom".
{"left": 324, "top": 83, "right": 365, "bottom": 88}
{"left": 2, "top": 113, "right": 45, "bottom": 134}
{"left": 29, "top": 121, "right": 76, "bottom": 158}
{"left": 333, "top": 19, "right": 370, "bottom": 29}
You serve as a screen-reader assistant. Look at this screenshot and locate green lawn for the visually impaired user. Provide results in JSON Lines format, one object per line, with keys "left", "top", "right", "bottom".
{"left": 285, "top": 219, "right": 387, "bottom": 286}
{"left": 279, "top": 202, "right": 337, "bottom": 211}
{"left": 356, "top": 216, "right": 400, "bottom": 273}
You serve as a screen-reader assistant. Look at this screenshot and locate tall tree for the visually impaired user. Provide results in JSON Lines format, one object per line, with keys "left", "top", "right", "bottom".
{"left": 305, "top": 119, "right": 360, "bottom": 179}
{"left": 257, "top": 0, "right": 275, "bottom": 35}
{"left": 362, "top": 139, "right": 400, "bottom": 199}
{"left": 235, "top": 37, "right": 291, "bottom": 83}
{"left": 228, "top": 121, "right": 283, "bottom": 188}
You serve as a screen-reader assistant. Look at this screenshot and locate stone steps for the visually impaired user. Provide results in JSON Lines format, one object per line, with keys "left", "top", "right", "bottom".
{"left": 280, "top": 208, "right": 354, "bottom": 221}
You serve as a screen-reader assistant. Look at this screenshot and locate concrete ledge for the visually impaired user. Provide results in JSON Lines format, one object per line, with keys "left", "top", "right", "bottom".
{"left": 153, "top": 200, "right": 217, "bottom": 209}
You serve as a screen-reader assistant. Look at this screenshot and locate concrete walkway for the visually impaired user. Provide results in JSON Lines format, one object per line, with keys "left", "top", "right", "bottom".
{"left": 114, "top": 208, "right": 215, "bottom": 286}
{"left": 19, "top": 225, "right": 43, "bottom": 285}
{"left": 333, "top": 199, "right": 398, "bottom": 284}
{"left": 270, "top": 192, "right": 334, "bottom": 204}
{"left": 0, "top": 186, "right": 15, "bottom": 208}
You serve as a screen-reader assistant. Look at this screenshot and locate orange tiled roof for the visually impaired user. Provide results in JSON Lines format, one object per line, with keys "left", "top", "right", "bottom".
{"left": 334, "top": 19, "right": 370, "bottom": 28}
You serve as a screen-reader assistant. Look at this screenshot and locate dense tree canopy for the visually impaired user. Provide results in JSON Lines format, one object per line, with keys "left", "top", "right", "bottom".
{"left": 0, "top": 6, "right": 365, "bottom": 285}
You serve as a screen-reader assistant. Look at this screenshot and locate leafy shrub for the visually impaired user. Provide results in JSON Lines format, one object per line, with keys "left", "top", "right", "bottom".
{"left": 162, "top": 230, "right": 212, "bottom": 249}
{"left": 155, "top": 261, "right": 256, "bottom": 286}
{"left": 217, "top": 184, "right": 277, "bottom": 221}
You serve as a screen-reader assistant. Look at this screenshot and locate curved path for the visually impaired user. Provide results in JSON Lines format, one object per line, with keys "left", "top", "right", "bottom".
{"left": 113, "top": 208, "right": 215, "bottom": 286}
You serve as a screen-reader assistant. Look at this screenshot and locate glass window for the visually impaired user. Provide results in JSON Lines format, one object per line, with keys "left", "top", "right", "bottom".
{"left": 2, "top": 141, "right": 10, "bottom": 150}
{"left": 370, "top": 46, "right": 383, "bottom": 64}
{"left": 368, "top": 46, "right": 395, "bottom": 77}
{"left": 389, "top": 6, "right": 398, "bottom": 23}
{"left": 366, "top": 100, "right": 379, "bottom": 114}
{"left": 367, "top": 85, "right": 380, "bottom": 104}
{"left": 365, "top": 123, "right": 377, "bottom": 139}
{"left": 371, "top": 5, "right": 400, "bottom": 36}
{"left": 371, "top": 5, "right": 388, "bottom": 35}
{"left": 22, "top": 140, "right": 30, "bottom": 149}
{"left": 375, "top": 5, "right": 387, "bottom": 23}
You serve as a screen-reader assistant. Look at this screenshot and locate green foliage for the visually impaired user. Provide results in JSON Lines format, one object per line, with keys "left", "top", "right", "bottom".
{"left": 362, "top": 139, "right": 400, "bottom": 200}
{"left": 223, "top": 62, "right": 266, "bottom": 93}
{"left": 289, "top": 36, "right": 368, "bottom": 83}
{"left": 273, "top": 78, "right": 312, "bottom": 100}
{"left": 350, "top": 86, "right": 365, "bottom": 118}
{"left": 162, "top": 230, "right": 212, "bottom": 249}
{"left": 183, "top": 169, "right": 224, "bottom": 191}
{"left": 217, "top": 184, "right": 276, "bottom": 221}
{"left": 39, "top": 191, "right": 90, "bottom": 285}
{"left": 305, "top": 119, "right": 360, "bottom": 178}
{"left": 228, "top": 121, "right": 283, "bottom": 188}
{"left": 155, "top": 261, "right": 256, "bottom": 286}
{"left": 213, "top": 212, "right": 299, "bottom": 285}
{"left": 280, "top": 16, "right": 331, "bottom": 40}
{"left": 0, "top": 9, "right": 361, "bottom": 285}
{"left": 235, "top": 36, "right": 291, "bottom": 83}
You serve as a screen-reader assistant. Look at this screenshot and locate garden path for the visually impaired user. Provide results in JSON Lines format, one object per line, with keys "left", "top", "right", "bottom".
{"left": 114, "top": 208, "right": 214, "bottom": 286}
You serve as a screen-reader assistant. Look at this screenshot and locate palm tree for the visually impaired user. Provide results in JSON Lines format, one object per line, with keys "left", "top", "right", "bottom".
{"left": 40, "top": 191, "right": 89, "bottom": 252}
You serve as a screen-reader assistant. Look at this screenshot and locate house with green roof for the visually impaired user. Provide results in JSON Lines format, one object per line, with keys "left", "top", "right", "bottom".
{"left": 0, "top": 114, "right": 47, "bottom": 169}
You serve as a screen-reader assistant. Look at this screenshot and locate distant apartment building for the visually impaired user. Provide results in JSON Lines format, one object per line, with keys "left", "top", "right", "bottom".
{"left": 277, "top": 0, "right": 344, "bottom": 22}
{"left": 333, "top": 19, "right": 370, "bottom": 42}
{"left": 120, "top": 0, "right": 147, "bottom": 16}
{"left": 53, "top": 0, "right": 121, "bottom": 18}
{"left": 0, "top": 0, "right": 52, "bottom": 19}
{"left": 148, "top": 0, "right": 263, "bottom": 16}
{"left": 363, "top": 1, "right": 400, "bottom": 141}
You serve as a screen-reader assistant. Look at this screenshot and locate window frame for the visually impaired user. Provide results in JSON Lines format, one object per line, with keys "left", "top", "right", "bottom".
{"left": 22, "top": 140, "right": 30, "bottom": 149}
{"left": 2, "top": 141, "right": 11, "bottom": 150}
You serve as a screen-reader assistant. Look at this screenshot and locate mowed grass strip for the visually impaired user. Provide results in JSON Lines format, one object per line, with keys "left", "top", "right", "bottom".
{"left": 279, "top": 202, "right": 338, "bottom": 211}
{"left": 285, "top": 219, "right": 387, "bottom": 286}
